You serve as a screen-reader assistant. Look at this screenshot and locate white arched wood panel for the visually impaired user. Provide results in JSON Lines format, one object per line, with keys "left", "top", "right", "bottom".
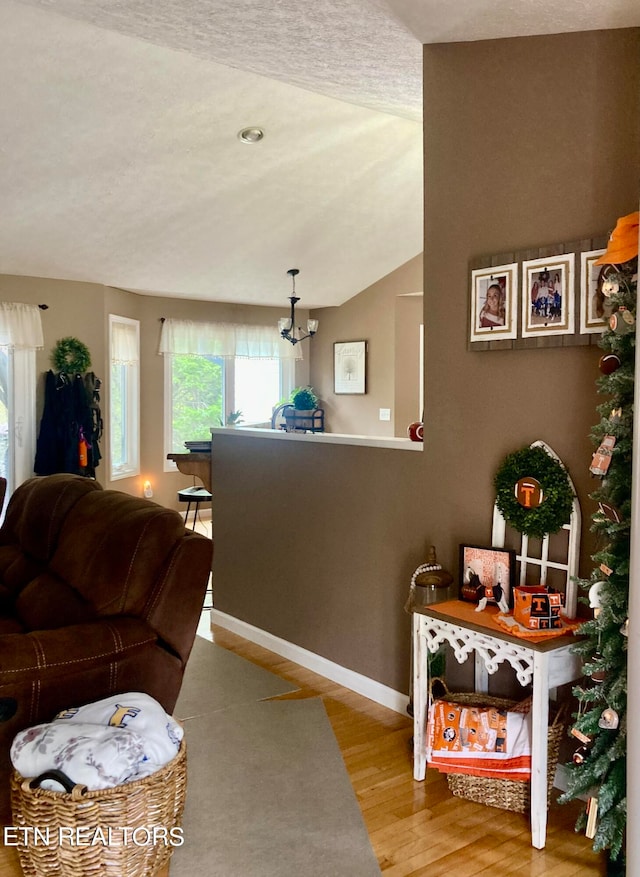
{"left": 491, "top": 440, "right": 581, "bottom": 619}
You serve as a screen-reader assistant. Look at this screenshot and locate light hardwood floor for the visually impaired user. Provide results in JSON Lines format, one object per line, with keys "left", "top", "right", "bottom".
{"left": 0, "top": 617, "right": 607, "bottom": 877}
{"left": 211, "top": 621, "right": 608, "bottom": 877}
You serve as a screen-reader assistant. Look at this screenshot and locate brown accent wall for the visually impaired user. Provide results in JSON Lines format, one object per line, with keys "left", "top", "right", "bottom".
{"left": 212, "top": 28, "right": 640, "bottom": 694}
{"left": 421, "top": 28, "right": 639, "bottom": 570}
{"left": 310, "top": 256, "right": 423, "bottom": 436}
{"left": 212, "top": 433, "right": 426, "bottom": 681}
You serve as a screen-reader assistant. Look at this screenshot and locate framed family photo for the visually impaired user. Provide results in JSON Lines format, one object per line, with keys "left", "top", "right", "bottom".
{"left": 334, "top": 340, "right": 366, "bottom": 394}
{"left": 522, "top": 254, "right": 575, "bottom": 338}
{"left": 469, "top": 263, "right": 518, "bottom": 343}
{"left": 579, "top": 249, "right": 609, "bottom": 334}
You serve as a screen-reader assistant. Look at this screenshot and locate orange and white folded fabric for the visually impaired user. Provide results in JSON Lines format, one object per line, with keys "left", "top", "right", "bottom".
{"left": 426, "top": 699, "right": 532, "bottom": 781}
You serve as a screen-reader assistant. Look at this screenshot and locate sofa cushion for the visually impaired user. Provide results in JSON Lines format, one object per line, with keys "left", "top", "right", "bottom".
{"left": 15, "top": 572, "right": 98, "bottom": 631}
{"left": 0, "top": 584, "right": 22, "bottom": 631}
{"left": 50, "top": 491, "right": 187, "bottom": 617}
{"left": 0, "top": 547, "right": 47, "bottom": 596}
{"left": 0, "top": 616, "right": 23, "bottom": 634}
{"left": 0, "top": 475, "right": 102, "bottom": 585}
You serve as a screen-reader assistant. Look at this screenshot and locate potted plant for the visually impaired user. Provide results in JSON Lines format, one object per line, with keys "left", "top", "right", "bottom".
{"left": 217, "top": 410, "right": 244, "bottom": 427}
{"left": 285, "top": 387, "right": 320, "bottom": 431}
{"left": 226, "top": 410, "right": 244, "bottom": 426}
{"left": 291, "top": 387, "right": 318, "bottom": 411}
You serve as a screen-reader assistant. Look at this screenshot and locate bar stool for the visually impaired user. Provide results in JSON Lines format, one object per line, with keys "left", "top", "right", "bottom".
{"left": 177, "top": 485, "right": 212, "bottom": 531}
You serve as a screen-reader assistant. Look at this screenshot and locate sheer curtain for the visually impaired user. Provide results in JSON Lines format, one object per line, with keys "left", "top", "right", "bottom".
{"left": 0, "top": 303, "right": 44, "bottom": 493}
{"left": 158, "top": 318, "right": 302, "bottom": 361}
{"left": 111, "top": 318, "right": 140, "bottom": 364}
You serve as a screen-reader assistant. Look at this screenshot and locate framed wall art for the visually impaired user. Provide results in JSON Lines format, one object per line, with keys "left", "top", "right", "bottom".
{"left": 469, "top": 263, "right": 518, "bottom": 343}
{"left": 459, "top": 544, "right": 516, "bottom": 607}
{"left": 579, "top": 249, "right": 609, "bottom": 334}
{"left": 334, "top": 340, "right": 366, "bottom": 395}
{"left": 521, "top": 253, "right": 575, "bottom": 338}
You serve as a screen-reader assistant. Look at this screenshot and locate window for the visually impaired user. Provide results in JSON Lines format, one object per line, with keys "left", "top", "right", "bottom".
{"left": 159, "top": 318, "right": 298, "bottom": 464}
{"left": 0, "top": 348, "right": 38, "bottom": 501}
{"left": 0, "top": 349, "right": 11, "bottom": 486}
{"left": 164, "top": 354, "right": 293, "bottom": 460}
{"left": 109, "top": 315, "right": 140, "bottom": 480}
{"left": 234, "top": 358, "right": 282, "bottom": 425}
{"left": 165, "top": 354, "right": 225, "bottom": 454}
{"left": 0, "top": 302, "right": 43, "bottom": 511}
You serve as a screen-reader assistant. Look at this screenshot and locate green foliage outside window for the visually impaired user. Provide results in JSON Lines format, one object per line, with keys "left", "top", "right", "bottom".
{"left": 171, "top": 355, "right": 224, "bottom": 451}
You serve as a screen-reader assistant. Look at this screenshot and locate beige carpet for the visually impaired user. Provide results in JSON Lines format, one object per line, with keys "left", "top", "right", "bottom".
{"left": 175, "top": 635, "right": 299, "bottom": 719}
{"left": 171, "top": 637, "right": 381, "bottom": 876}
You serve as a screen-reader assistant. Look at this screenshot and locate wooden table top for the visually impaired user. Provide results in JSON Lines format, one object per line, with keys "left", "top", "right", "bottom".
{"left": 413, "top": 599, "right": 581, "bottom": 652}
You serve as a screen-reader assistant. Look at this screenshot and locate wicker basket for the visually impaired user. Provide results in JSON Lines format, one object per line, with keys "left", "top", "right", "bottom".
{"left": 9, "top": 739, "right": 187, "bottom": 877}
{"left": 429, "top": 682, "right": 565, "bottom": 814}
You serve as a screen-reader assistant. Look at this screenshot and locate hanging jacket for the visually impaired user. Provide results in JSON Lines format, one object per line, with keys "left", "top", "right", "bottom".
{"left": 34, "top": 371, "right": 102, "bottom": 477}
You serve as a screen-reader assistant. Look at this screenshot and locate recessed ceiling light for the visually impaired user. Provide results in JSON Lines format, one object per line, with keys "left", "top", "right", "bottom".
{"left": 238, "top": 127, "right": 264, "bottom": 144}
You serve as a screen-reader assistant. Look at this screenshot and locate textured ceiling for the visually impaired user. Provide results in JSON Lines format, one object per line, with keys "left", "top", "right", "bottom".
{"left": 0, "top": 0, "right": 638, "bottom": 308}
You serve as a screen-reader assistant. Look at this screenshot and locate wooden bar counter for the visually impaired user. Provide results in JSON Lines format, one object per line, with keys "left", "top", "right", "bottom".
{"left": 167, "top": 452, "right": 212, "bottom": 493}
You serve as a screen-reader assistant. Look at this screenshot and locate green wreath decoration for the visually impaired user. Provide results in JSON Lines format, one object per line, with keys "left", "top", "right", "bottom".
{"left": 51, "top": 337, "right": 92, "bottom": 374}
{"left": 493, "top": 445, "right": 574, "bottom": 539}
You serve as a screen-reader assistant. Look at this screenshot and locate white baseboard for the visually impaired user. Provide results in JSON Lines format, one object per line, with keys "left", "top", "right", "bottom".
{"left": 211, "top": 609, "right": 409, "bottom": 715}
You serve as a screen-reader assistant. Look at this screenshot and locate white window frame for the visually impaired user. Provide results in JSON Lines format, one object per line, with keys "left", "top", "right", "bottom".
{"left": 0, "top": 348, "right": 39, "bottom": 522}
{"left": 109, "top": 314, "right": 140, "bottom": 481}
{"left": 163, "top": 357, "right": 175, "bottom": 472}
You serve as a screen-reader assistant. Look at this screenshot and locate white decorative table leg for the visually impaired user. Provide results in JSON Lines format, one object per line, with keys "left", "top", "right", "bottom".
{"left": 413, "top": 615, "right": 427, "bottom": 781}
{"left": 474, "top": 652, "right": 489, "bottom": 693}
{"left": 530, "top": 650, "right": 550, "bottom": 849}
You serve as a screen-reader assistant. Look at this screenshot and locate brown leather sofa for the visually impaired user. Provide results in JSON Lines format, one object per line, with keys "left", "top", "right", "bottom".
{"left": 0, "top": 473, "right": 212, "bottom": 819}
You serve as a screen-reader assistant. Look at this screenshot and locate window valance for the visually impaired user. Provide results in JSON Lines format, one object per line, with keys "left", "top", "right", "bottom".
{"left": 0, "top": 303, "right": 44, "bottom": 350}
{"left": 111, "top": 318, "right": 139, "bottom": 364}
{"left": 158, "top": 318, "right": 302, "bottom": 361}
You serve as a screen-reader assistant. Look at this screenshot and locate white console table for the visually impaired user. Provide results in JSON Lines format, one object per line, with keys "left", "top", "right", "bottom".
{"left": 412, "top": 601, "right": 583, "bottom": 849}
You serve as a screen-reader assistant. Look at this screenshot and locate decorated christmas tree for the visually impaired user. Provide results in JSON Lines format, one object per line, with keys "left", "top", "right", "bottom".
{"left": 560, "top": 212, "right": 639, "bottom": 870}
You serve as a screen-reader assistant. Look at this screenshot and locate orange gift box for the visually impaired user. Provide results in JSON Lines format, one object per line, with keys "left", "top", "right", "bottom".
{"left": 513, "top": 586, "right": 564, "bottom": 631}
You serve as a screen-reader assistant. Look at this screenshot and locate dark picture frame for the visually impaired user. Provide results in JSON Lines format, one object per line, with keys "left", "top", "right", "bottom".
{"left": 334, "top": 340, "right": 367, "bottom": 394}
{"left": 459, "top": 544, "right": 516, "bottom": 607}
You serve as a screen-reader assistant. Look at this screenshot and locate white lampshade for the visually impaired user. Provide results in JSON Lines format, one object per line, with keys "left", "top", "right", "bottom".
{"left": 307, "top": 319, "right": 319, "bottom": 334}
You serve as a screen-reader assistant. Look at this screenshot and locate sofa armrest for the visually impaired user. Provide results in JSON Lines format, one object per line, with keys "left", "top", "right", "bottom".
{"left": 0, "top": 615, "right": 185, "bottom": 808}
{"left": 0, "top": 616, "right": 156, "bottom": 684}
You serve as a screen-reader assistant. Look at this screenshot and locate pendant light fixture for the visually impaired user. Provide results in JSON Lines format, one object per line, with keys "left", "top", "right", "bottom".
{"left": 279, "top": 268, "right": 318, "bottom": 345}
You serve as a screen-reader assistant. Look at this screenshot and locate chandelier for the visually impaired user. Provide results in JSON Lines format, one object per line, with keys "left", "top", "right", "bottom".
{"left": 278, "top": 268, "right": 319, "bottom": 345}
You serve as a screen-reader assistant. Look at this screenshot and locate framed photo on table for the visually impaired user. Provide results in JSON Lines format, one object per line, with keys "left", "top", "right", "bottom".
{"left": 334, "top": 341, "right": 366, "bottom": 394}
{"left": 522, "top": 254, "right": 575, "bottom": 338}
{"left": 469, "top": 263, "right": 518, "bottom": 343}
{"left": 459, "top": 544, "right": 516, "bottom": 607}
